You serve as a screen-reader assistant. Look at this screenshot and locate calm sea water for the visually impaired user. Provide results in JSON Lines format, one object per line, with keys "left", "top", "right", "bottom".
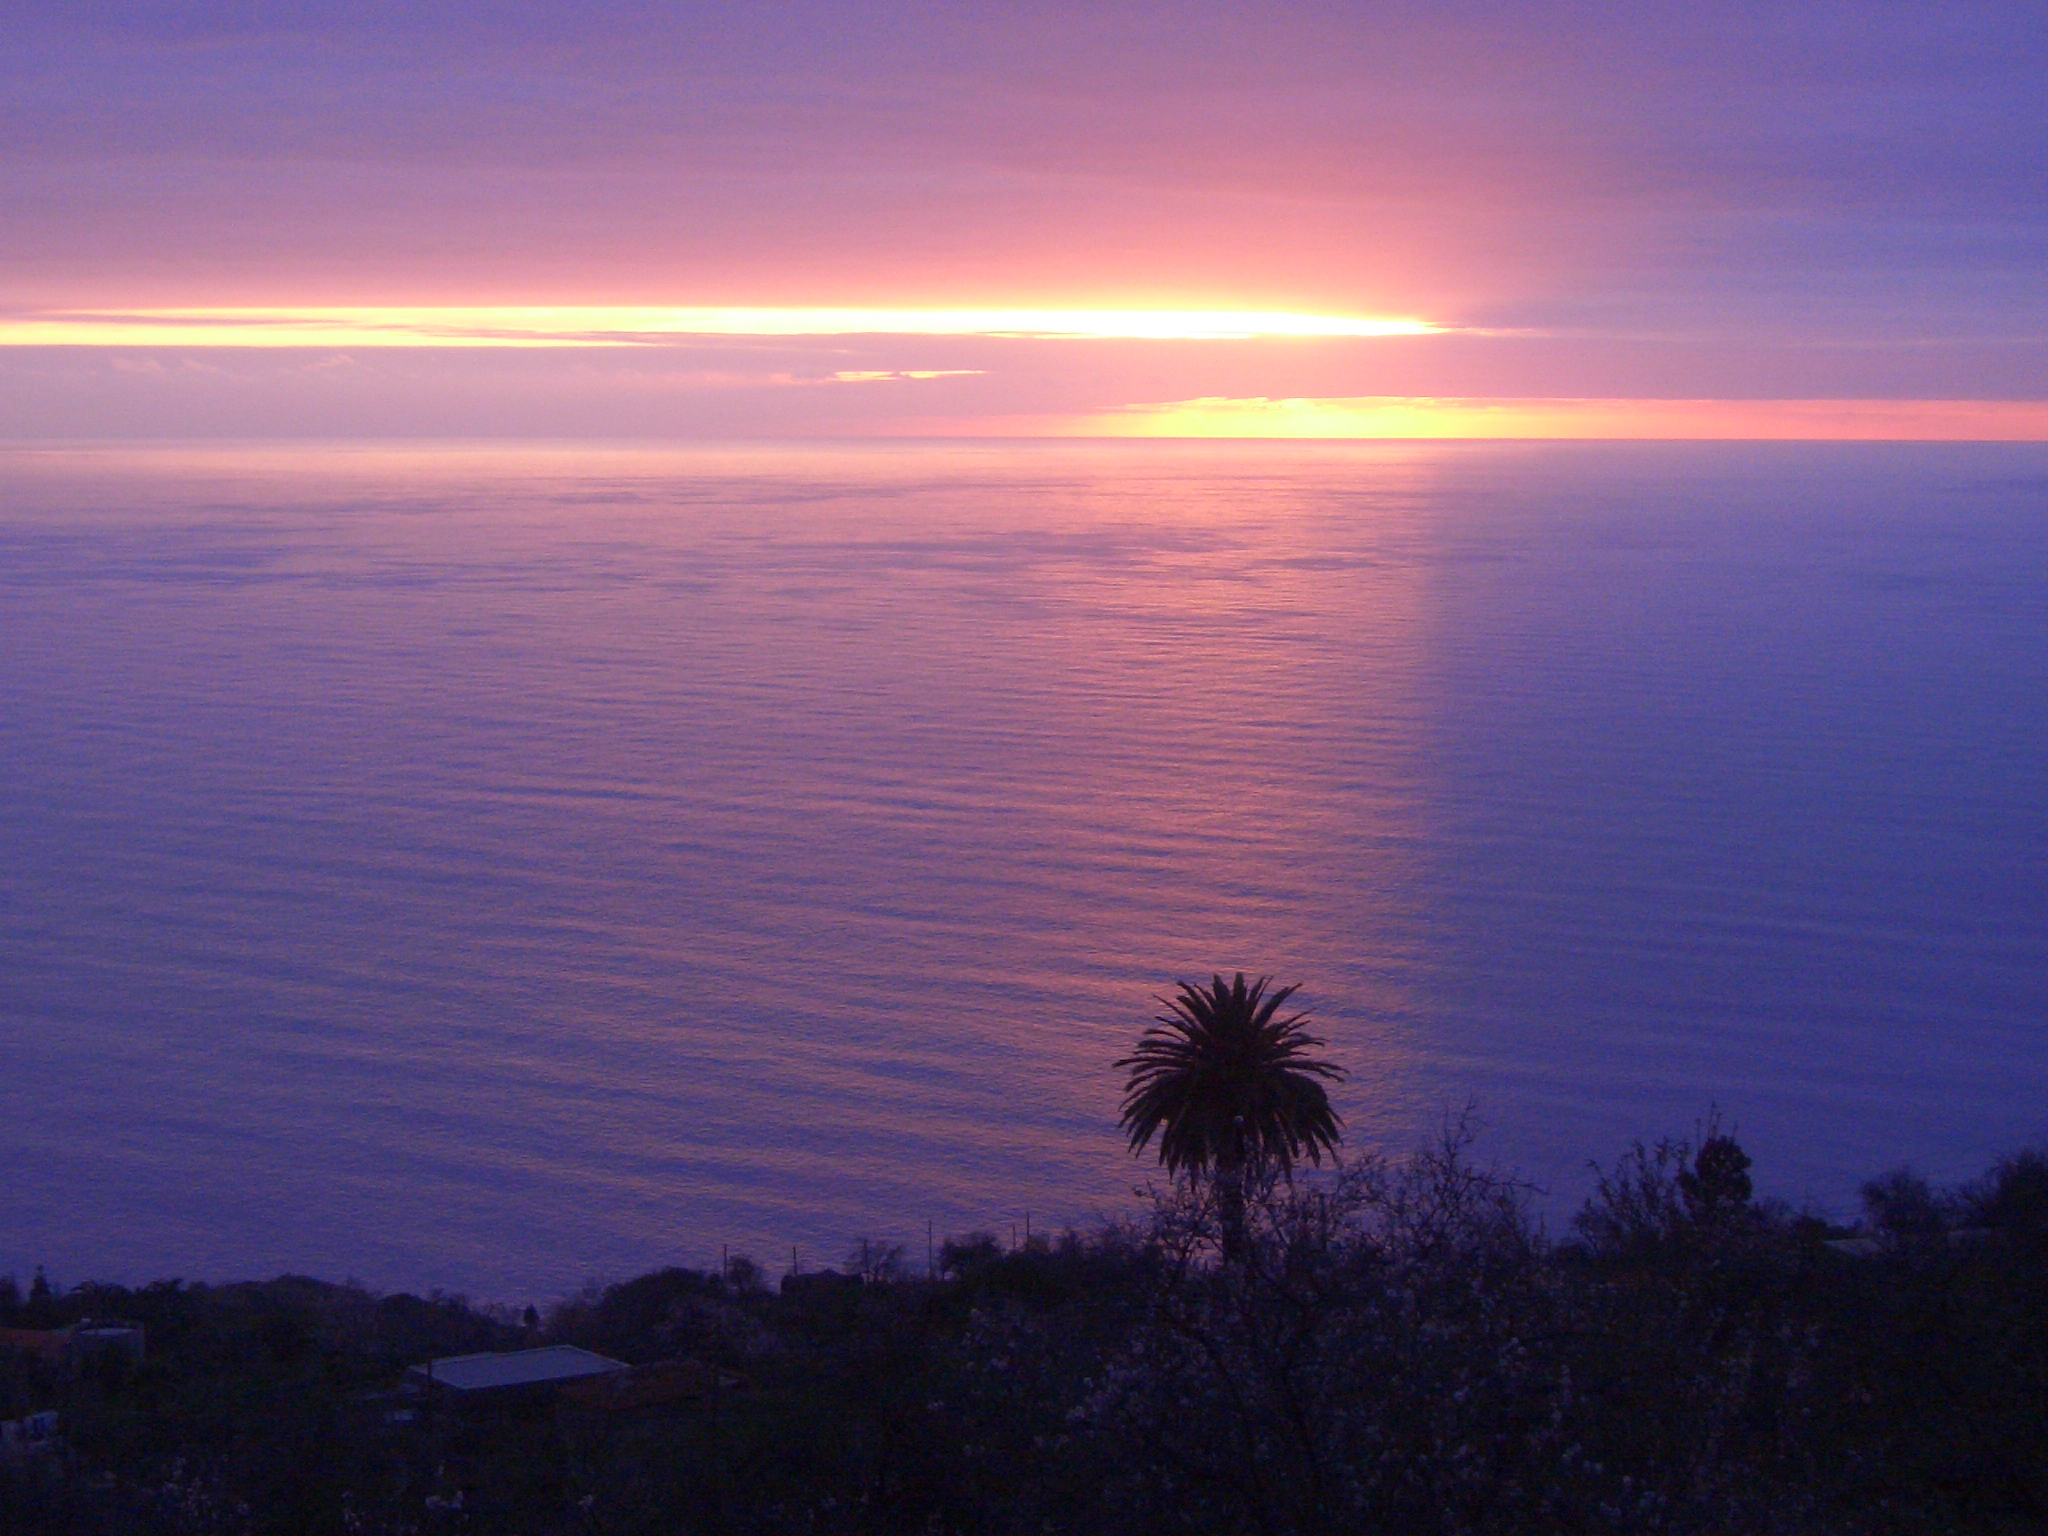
{"left": 2, "top": 440, "right": 2043, "bottom": 1300}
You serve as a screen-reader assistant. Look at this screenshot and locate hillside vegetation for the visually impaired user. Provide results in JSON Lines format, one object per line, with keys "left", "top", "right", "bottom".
{"left": 5, "top": 1126, "right": 2047, "bottom": 1534}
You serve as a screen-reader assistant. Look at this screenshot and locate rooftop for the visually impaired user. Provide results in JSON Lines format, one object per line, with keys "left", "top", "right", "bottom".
{"left": 410, "top": 1346, "right": 629, "bottom": 1394}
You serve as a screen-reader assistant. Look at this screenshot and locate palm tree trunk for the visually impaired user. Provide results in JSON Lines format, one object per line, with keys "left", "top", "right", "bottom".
{"left": 1215, "top": 1157, "right": 1249, "bottom": 1262}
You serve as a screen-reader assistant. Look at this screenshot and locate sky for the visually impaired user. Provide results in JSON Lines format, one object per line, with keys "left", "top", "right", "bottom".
{"left": 3, "top": 1, "right": 2044, "bottom": 438}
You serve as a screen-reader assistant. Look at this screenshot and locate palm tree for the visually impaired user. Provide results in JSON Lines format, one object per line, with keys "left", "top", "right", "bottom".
{"left": 1117, "top": 973, "right": 1345, "bottom": 1254}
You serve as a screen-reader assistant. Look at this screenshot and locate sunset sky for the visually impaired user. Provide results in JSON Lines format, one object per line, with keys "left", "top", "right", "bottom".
{"left": 5, "top": 1, "right": 2044, "bottom": 438}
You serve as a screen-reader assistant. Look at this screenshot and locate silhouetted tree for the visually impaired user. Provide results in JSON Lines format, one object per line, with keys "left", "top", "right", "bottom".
{"left": 1862, "top": 1166, "right": 1948, "bottom": 1242}
{"left": 846, "top": 1238, "right": 907, "bottom": 1283}
{"left": 939, "top": 1232, "right": 1003, "bottom": 1279}
{"left": 21, "top": 1268, "right": 56, "bottom": 1326}
{"left": 1117, "top": 972, "right": 1345, "bottom": 1256}
{"left": 1966, "top": 1149, "right": 2048, "bottom": 1235}
{"left": 1679, "top": 1133, "right": 1754, "bottom": 1223}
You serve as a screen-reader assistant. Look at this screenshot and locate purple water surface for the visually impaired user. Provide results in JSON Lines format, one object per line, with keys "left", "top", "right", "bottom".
{"left": 2, "top": 439, "right": 2043, "bottom": 1300}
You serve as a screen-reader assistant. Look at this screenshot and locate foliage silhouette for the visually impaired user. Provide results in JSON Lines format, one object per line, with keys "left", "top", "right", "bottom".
{"left": 1116, "top": 973, "right": 1345, "bottom": 1180}
{"left": 11, "top": 1134, "right": 2048, "bottom": 1533}
{"left": 1862, "top": 1166, "right": 1949, "bottom": 1242}
{"left": 1678, "top": 1132, "right": 1754, "bottom": 1222}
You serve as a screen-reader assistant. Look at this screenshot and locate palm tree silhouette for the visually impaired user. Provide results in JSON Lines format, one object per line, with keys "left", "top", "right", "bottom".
{"left": 1117, "top": 972, "right": 1345, "bottom": 1255}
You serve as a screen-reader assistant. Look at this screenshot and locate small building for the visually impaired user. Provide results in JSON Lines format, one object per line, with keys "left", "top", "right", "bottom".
{"left": 0, "top": 1410, "right": 60, "bottom": 1459}
{"left": 779, "top": 1269, "right": 863, "bottom": 1301}
{"left": 1824, "top": 1227, "right": 1997, "bottom": 1259}
{"left": 73, "top": 1321, "right": 146, "bottom": 1361}
{"left": 0, "top": 1320, "right": 145, "bottom": 1364}
{"left": 0, "top": 1327, "right": 72, "bottom": 1363}
{"left": 406, "top": 1345, "right": 629, "bottom": 1402}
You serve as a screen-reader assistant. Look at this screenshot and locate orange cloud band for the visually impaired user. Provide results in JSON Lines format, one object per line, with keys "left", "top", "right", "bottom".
{"left": 0, "top": 308, "right": 1440, "bottom": 346}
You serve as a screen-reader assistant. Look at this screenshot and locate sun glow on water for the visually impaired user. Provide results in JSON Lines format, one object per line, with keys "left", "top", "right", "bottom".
{"left": 1046, "top": 395, "right": 2048, "bottom": 441}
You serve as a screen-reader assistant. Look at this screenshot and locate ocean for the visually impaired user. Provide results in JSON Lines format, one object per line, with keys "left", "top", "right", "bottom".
{"left": 2, "top": 439, "right": 2043, "bottom": 1301}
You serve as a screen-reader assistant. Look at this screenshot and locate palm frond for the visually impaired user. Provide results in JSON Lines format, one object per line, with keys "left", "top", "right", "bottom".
{"left": 1116, "top": 972, "right": 1346, "bottom": 1178}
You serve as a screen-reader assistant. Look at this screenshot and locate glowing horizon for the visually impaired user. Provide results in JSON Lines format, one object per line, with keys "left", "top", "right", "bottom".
{"left": 0, "top": 307, "right": 1444, "bottom": 348}
{"left": 969, "top": 395, "right": 2048, "bottom": 442}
